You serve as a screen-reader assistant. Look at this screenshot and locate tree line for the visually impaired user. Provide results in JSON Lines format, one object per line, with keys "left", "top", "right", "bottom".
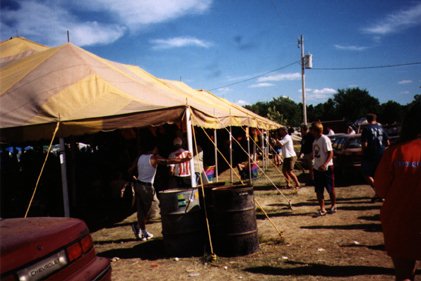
{"left": 244, "top": 87, "right": 421, "bottom": 127}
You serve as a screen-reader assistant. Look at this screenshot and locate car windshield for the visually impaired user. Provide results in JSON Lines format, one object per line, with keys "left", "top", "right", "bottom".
{"left": 347, "top": 138, "right": 361, "bottom": 148}
{"left": 333, "top": 137, "right": 346, "bottom": 150}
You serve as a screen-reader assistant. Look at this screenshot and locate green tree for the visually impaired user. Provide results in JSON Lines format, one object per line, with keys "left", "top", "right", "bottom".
{"left": 244, "top": 101, "right": 269, "bottom": 117}
{"left": 269, "top": 97, "right": 301, "bottom": 126}
{"left": 245, "top": 97, "right": 301, "bottom": 126}
{"left": 333, "top": 88, "right": 380, "bottom": 122}
{"left": 379, "top": 100, "right": 404, "bottom": 125}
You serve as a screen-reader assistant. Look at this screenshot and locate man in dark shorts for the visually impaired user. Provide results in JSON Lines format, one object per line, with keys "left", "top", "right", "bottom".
{"left": 311, "top": 121, "right": 336, "bottom": 216}
{"left": 361, "top": 113, "right": 389, "bottom": 202}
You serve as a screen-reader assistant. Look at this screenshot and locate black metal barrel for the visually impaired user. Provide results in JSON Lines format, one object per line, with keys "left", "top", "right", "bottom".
{"left": 198, "top": 182, "right": 226, "bottom": 219}
{"left": 159, "top": 188, "right": 204, "bottom": 257}
{"left": 212, "top": 185, "right": 259, "bottom": 256}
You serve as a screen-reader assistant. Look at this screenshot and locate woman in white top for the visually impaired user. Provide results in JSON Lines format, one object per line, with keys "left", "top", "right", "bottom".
{"left": 277, "top": 127, "right": 301, "bottom": 190}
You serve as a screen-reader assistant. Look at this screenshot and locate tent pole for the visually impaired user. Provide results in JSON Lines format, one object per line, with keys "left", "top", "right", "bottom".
{"left": 214, "top": 129, "right": 219, "bottom": 182}
{"left": 59, "top": 137, "right": 70, "bottom": 217}
{"left": 263, "top": 131, "right": 269, "bottom": 171}
{"left": 252, "top": 130, "right": 256, "bottom": 162}
{"left": 185, "top": 107, "right": 197, "bottom": 188}
{"left": 229, "top": 125, "right": 233, "bottom": 184}
{"left": 247, "top": 126, "right": 252, "bottom": 184}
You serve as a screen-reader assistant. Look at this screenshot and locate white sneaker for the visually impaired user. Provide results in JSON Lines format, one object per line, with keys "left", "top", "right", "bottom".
{"left": 141, "top": 231, "right": 154, "bottom": 241}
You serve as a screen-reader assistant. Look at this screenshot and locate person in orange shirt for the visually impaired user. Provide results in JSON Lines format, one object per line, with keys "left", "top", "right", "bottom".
{"left": 374, "top": 100, "right": 421, "bottom": 281}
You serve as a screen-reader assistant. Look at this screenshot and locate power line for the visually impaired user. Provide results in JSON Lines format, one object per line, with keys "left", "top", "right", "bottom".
{"left": 209, "top": 60, "right": 421, "bottom": 91}
{"left": 209, "top": 60, "right": 299, "bottom": 91}
{"left": 312, "top": 61, "right": 421, "bottom": 70}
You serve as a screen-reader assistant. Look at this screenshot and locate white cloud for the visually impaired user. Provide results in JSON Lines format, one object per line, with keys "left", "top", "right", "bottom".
{"left": 306, "top": 88, "right": 337, "bottom": 100}
{"left": 0, "top": 0, "right": 212, "bottom": 46}
{"left": 257, "top": 72, "right": 300, "bottom": 82}
{"left": 249, "top": 82, "right": 275, "bottom": 88}
{"left": 313, "top": 88, "right": 337, "bottom": 95}
{"left": 398, "top": 80, "right": 413, "bottom": 85}
{"left": 297, "top": 88, "right": 313, "bottom": 93}
{"left": 150, "top": 36, "right": 212, "bottom": 49}
{"left": 362, "top": 2, "right": 421, "bottom": 35}
{"left": 0, "top": 1, "right": 126, "bottom": 46}
{"left": 235, "top": 99, "right": 250, "bottom": 106}
{"left": 334, "top": 44, "right": 369, "bottom": 51}
{"left": 73, "top": 0, "right": 212, "bottom": 30}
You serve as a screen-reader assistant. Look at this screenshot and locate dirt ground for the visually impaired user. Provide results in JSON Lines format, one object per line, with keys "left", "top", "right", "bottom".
{"left": 91, "top": 167, "right": 420, "bottom": 280}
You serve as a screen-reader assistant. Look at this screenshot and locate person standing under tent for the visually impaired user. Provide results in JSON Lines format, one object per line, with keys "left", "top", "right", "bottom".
{"left": 272, "top": 131, "right": 283, "bottom": 167}
{"left": 311, "top": 121, "right": 336, "bottom": 216}
{"left": 361, "top": 113, "right": 389, "bottom": 202}
{"left": 374, "top": 100, "right": 421, "bottom": 281}
{"left": 193, "top": 144, "right": 208, "bottom": 185}
{"left": 129, "top": 141, "right": 191, "bottom": 241}
{"left": 168, "top": 137, "right": 193, "bottom": 188}
{"left": 276, "top": 127, "right": 301, "bottom": 190}
{"left": 299, "top": 124, "right": 315, "bottom": 185}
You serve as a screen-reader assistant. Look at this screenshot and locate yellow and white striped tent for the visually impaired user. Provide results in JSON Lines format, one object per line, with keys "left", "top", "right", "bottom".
{"left": 0, "top": 37, "right": 280, "bottom": 143}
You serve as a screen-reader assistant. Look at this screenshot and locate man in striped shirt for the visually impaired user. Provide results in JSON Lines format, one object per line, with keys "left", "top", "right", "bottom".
{"left": 168, "top": 137, "right": 192, "bottom": 188}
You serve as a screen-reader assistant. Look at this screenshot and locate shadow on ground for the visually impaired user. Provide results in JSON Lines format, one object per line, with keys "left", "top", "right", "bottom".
{"left": 244, "top": 261, "right": 395, "bottom": 277}
{"left": 256, "top": 211, "right": 316, "bottom": 219}
{"left": 98, "top": 239, "right": 169, "bottom": 260}
{"left": 301, "top": 223, "right": 382, "bottom": 232}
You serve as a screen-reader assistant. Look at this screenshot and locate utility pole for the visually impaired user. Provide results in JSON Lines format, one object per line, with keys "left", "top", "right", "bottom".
{"left": 298, "top": 35, "right": 307, "bottom": 125}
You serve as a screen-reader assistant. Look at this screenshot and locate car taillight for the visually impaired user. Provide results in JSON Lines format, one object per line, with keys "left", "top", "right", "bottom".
{"left": 66, "top": 242, "right": 83, "bottom": 262}
{"left": 65, "top": 235, "right": 94, "bottom": 263}
{"left": 80, "top": 235, "right": 93, "bottom": 253}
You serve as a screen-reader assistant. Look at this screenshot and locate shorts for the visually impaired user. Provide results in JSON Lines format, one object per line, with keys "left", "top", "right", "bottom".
{"left": 282, "top": 156, "right": 297, "bottom": 172}
{"left": 134, "top": 182, "right": 155, "bottom": 221}
{"left": 314, "top": 166, "right": 335, "bottom": 195}
{"left": 361, "top": 158, "right": 381, "bottom": 177}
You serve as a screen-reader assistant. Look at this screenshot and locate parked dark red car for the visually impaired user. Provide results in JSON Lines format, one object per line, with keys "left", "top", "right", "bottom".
{"left": 0, "top": 217, "right": 111, "bottom": 281}
{"left": 329, "top": 133, "right": 363, "bottom": 181}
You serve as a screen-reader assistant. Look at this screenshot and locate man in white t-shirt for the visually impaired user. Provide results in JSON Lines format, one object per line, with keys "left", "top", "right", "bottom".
{"left": 276, "top": 127, "right": 301, "bottom": 190}
{"left": 311, "top": 121, "right": 336, "bottom": 216}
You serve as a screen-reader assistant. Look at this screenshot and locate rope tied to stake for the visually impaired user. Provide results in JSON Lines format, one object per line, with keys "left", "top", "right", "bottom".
{"left": 24, "top": 122, "right": 60, "bottom": 218}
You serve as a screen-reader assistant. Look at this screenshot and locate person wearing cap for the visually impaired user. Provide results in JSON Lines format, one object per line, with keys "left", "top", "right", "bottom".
{"left": 168, "top": 137, "right": 193, "bottom": 188}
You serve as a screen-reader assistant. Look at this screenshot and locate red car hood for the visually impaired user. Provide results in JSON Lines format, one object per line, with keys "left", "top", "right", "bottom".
{"left": 0, "top": 217, "right": 88, "bottom": 274}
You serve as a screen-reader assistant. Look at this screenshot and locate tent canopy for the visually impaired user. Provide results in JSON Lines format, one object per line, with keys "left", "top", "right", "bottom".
{"left": 0, "top": 36, "right": 49, "bottom": 67}
{"left": 0, "top": 37, "right": 280, "bottom": 143}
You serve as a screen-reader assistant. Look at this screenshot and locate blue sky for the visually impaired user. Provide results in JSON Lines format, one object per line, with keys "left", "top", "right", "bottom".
{"left": 1, "top": 0, "right": 420, "bottom": 106}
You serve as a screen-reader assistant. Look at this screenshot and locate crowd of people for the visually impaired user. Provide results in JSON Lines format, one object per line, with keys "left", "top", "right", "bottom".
{"left": 1, "top": 100, "right": 419, "bottom": 279}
